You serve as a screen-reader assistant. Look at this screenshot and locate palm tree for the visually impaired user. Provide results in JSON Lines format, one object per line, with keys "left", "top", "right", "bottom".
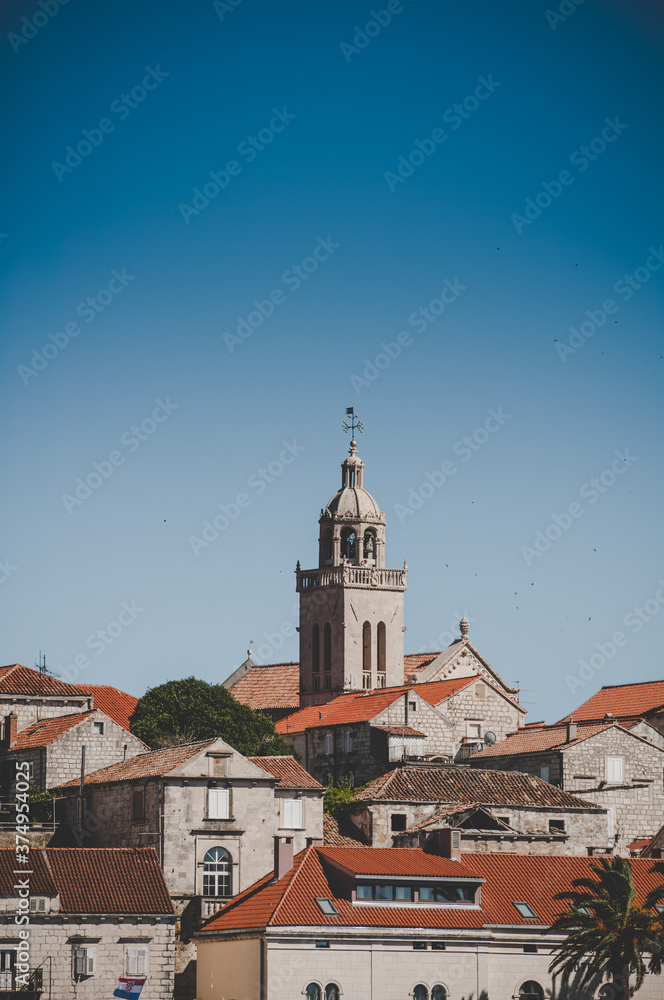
{"left": 547, "top": 856, "right": 662, "bottom": 1000}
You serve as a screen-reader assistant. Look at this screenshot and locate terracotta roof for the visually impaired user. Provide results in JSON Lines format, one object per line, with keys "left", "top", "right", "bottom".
{"left": 231, "top": 663, "right": 300, "bottom": 711}
{"left": 57, "top": 739, "right": 217, "bottom": 788}
{"left": 354, "top": 765, "right": 599, "bottom": 809}
{"left": 470, "top": 721, "right": 662, "bottom": 758}
{"left": 403, "top": 652, "right": 440, "bottom": 678}
{"left": 247, "top": 755, "right": 323, "bottom": 790}
{"left": 0, "top": 663, "right": 88, "bottom": 698}
{"left": 323, "top": 813, "right": 370, "bottom": 847}
{"left": 559, "top": 680, "right": 664, "bottom": 724}
{"left": 46, "top": 848, "right": 173, "bottom": 914}
{"left": 0, "top": 849, "right": 57, "bottom": 897}
{"left": 372, "top": 725, "right": 426, "bottom": 737}
{"left": 8, "top": 711, "right": 95, "bottom": 750}
{"left": 79, "top": 684, "right": 139, "bottom": 731}
{"left": 199, "top": 847, "right": 663, "bottom": 935}
{"left": 627, "top": 839, "right": 651, "bottom": 852}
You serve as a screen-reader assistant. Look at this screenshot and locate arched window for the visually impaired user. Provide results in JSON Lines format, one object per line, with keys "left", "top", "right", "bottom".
{"left": 377, "top": 621, "right": 386, "bottom": 675}
{"left": 518, "top": 983, "right": 544, "bottom": 1000}
{"left": 325, "top": 985, "right": 340, "bottom": 1000}
{"left": 324, "top": 733, "right": 333, "bottom": 755}
{"left": 413, "top": 986, "right": 428, "bottom": 1000}
{"left": 312, "top": 624, "right": 320, "bottom": 672}
{"left": 306, "top": 985, "right": 321, "bottom": 1000}
{"left": 341, "top": 528, "right": 356, "bottom": 562}
{"left": 431, "top": 987, "right": 447, "bottom": 1000}
{"left": 203, "top": 846, "right": 232, "bottom": 897}
{"left": 323, "top": 623, "right": 331, "bottom": 671}
{"left": 363, "top": 529, "right": 376, "bottom": 563}
{"left": 363, "top": 621, "right": 371, "bottom": 671}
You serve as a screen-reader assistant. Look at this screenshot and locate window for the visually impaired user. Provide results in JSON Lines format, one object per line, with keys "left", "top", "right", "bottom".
{"left": 375, "top": 884, "right": 394, "bottom": 900}
{"left": 363, "top": 621, "right": 371, "bottom": 673}
{"left": 207, "top": 787, "right": 230, "bottom": 819}
{"left": 377, "top": 621, "right": 386, "bottom": 674}
{"left": 324, "top": 733, "right": 333, "bottom": 755}
{"left": 412, "top": 944, "right": 427, "bottom": 952}
{"left": 323, "top": 623, "right": 332, "bottom": 671}
{"left": 362, "top": 671, "right": 372, "bottom": 689}
{"left": 312, "top": 625, "right": 320, "bottom": 672}
{"left": 73, "top": 946, "right": 96, "bottom": 979}
{"left": 467, "top": 723, "right": 481, "bottom": 739}
{"left": 341, "top": 527, "right": 356, "bottom": 560}
{"left": 125, "top": 946, "right": 148, "bottom": 976}
{"left": 420, "top": 884, "right": 475, "bottom": 902}
{"left": 513, "top": 901, "right": 538, "bottom": 919}
{"left": 409, "top": 701, "right": 417, "bottom": 712}
{"left": 523, "top": 944, "right": 537, "bottom": 953}
{"left": 29, "top": 896, "right": 46, "bottom": 913}
{"left": 539, "top": 765, "right": 550, "bottom": 783}
{"left": 313, "top": 675, "right": 320, "bottom": 690}
{"left": 203, "top": 846, "right": 232, "bottom": 897}
{"left": 395, "top": 885, "right": 412, "bottom": 900}
{"left": 132, "top": 786, "right": 145, "bottom": 820}
{"left": 431, "top": 942, "right": 445, "bottom": 951}
{"left": 518, "top": 983, "right": 544, "bottom": 999}
{"left": 324, "top": 674, "right": 331, "bottom": 689}
{"left": 283, "top": 798, "right": 303, "bottom": 828}
{"left": 356, "top": 884, "right": 372, "bottom": 899}
{"left": 0, "top": 950, "right": 15, "bottom": 990}
{"left": 549, "top": 820, "right": 565, "bottom": 834}
{"left": 606, "top": 756, "right": 624, "bottom": 783}
{"left": 93, "top": 721, "right": 104, "bottom": 734}
{"left": 363, "top": 529, "right": 376, "bottom": 563}
{"left": 315, "top": 941, "right": 330, "bottom": 949}
{"left": 413, "top": 981, "right": 428, "bottom": 998}
{"left": 391, "top": 813, "right": 407, "bottom": 831}
{"left": 306, "top": 985, "right": 321, "bottom": 1000}
{"left": 343, "top": 731, "right": 353, "bottom": 753}
{"left": 325, "top": 985, "right": 340, "bottom": 1000}
{"left": 315, "top": 897, "right": 340, "bottom": 916}
{"left": 431, "top": 987, "right": 448, "bottom": 1000}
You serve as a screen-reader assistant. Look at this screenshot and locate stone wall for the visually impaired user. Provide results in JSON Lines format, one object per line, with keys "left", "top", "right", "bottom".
{"left": 442, "top": 679, "right": 523, "bottom": 751}
{"left": 0, "top": 695, "right": 92, "bottom": 735}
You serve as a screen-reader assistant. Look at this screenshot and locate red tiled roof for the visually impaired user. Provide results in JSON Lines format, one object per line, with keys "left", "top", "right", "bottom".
{"left": 627, "top": 839, "right": 651, "bottom": 851}
{"left": 372, "top": 725, "right": 426, "bottom": 737}
{"left": 0, "top": 849, "right": 57, "bottom": 897}
{"left": 323, "top": 813, "right": 369, "bottom": 847}
{"left": 559, "top": 680, "right": 664, "bottom": 724}
{"left": 0, "top": 664, "right": 88, "bottom": 698}
{"left": 57, "top": 739, "right": 217, "bottom": 788}
{"left": 354, "top": 765, "right": 599, "bottom": 809}
{"left": 403, "top": 653, "right": 440, "bottom": 678}
{"left": 45, "top": 848, "right": 173, "bottom": 914}
{"left": 247, "top": 755, "right": 323, "bottom": 790}
{"left": 79, "top": 684, "right": 139, "bottom": 732}
{"left": 231, "top": 663, "right": 300, "bottom": 711}
{"left": 8, "top": 711, "right": 94, "bottom": 750}
{"left": 199, "top": 847, "right": 663, "bottom": 935}
{"left": 470, "top": 721, "right": 659, "bottom": 758}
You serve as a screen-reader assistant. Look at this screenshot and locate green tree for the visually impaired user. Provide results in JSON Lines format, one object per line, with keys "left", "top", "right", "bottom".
{"left": 548, "top": 856, "right": 663, "bottom": 1000}
{"left": 130, "top": 677, "right": 291, "bottom": 757}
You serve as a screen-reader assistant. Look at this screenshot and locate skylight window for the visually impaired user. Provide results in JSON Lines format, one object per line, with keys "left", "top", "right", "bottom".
{"left": 514, "top": 901, "right": 538, "bottom": 919}
{"left": 315, "top": 898, "right": 340, "bottom": 916}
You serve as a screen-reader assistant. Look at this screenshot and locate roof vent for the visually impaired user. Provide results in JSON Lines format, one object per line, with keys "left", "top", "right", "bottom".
{"left": 604, "top": 712, "right": 614, "bottom": 719}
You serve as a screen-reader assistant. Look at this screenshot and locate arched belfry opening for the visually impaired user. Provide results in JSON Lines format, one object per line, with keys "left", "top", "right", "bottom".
{"left": 296, "top": 409, "right": 408, "bottom": 706}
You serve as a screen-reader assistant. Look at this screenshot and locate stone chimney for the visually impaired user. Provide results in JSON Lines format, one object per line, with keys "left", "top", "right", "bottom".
{"left": 3, "top": 714, "right": 17, "bottom": 749}
{"left": 566, "top": 717, "right": 577, "bottom": 743}
{"left": 306, "top": 837, "right": 323, "bottom": 847}
{"left": 273, "top": 836, "right": 294, "bottom": 881}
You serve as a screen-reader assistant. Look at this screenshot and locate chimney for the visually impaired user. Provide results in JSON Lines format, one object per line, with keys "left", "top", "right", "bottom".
{"left": 431, "top": 828, "right": 462, "bottom": 862}
{"left": 3, "top": 714, "right": 17, "bottom": 749}
{"left": 273, "top": 836, "right": 294, "bottom": 880}
{"left": 566, "top": 717, "right": 577, "bottom": 743}
{"left": 306, "top": 836, "right": 323, "bottom": 847}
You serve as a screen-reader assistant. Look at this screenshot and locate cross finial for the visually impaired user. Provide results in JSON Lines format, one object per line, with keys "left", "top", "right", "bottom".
{"left": 342, "top": 407, "right": 364, "bottom": 448}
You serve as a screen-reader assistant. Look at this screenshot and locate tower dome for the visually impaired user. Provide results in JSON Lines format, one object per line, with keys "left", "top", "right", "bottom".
{"left": 317, "top": 437, "right": 386, "bottom": 569}
{"left": 323, "top": 440, "right": 383, "bottom": 522}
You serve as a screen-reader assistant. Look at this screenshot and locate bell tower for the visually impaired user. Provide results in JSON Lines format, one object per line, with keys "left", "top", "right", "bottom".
{"left": 296, "top": 411, "right": 407, "bottom": 707}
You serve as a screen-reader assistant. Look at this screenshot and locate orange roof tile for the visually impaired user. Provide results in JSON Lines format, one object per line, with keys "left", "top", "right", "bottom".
{"left": 231, "top": 663, "right": 300, "bottom": 710}
{"left": 403, "top": 652, "right": 441, "bottom": 678}
{"left": 8, "top": 711, "right": 95, "bottom": 750}
{"left": 559, "top": 680, "right": 664, "bottom": 724}
{"left": 0, "top": 663, "right": 88, "bottom": 698}
{"left": 372, "top": 725, "right": 426, "bottom": 737}
{"left": 355, "top": 765, "right": 598, "bottom": 809}
{"left": 79, "top": 684, "right": 139, "bottom": 732}
{"left": 247, "top": 755, "right": 323, "bottom": 789}
{"left": 323, "top": 813, "right": 369, "bottom": 847}
{"left": 0, "top": 848, "right": 57, "bottom": 897}
{"left": 57, "top": 739, "right": 217, "bottom": 788}
{"left": 44, "top": 848, "right": 173, "bottom": 914}
{"left": 199, "top": 847, "right": 664, "bottom": 935}
{"left": 472, "top": 721, "right": 623, "bottom": 757}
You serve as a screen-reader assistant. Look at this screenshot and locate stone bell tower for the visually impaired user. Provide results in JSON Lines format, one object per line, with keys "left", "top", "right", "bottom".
{"left": 296, "top": 414, "right": 407, "bottom": 707}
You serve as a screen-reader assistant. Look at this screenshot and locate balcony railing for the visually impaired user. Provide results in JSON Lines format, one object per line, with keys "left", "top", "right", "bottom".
{"left": 296, "top": 565, "right": 407, "bottom": 592}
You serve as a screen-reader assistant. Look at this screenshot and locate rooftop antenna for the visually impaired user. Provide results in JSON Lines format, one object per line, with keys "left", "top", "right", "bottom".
{"left": 342, "top": 407, "right": 364, "bottom": 440}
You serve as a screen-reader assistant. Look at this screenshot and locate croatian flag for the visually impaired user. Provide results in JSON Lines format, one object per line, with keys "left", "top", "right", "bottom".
{"left": 113, "top": 978, "right": 146, "bottom": 999}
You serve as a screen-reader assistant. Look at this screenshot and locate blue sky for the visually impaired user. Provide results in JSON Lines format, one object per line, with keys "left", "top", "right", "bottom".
{"left": 1, "top": 0, "right": 662, "bottom": 724}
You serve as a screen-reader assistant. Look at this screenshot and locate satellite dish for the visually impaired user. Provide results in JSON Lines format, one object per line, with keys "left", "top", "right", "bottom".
{"left": 483, "top": 731, "right": 497, "bottom": 746}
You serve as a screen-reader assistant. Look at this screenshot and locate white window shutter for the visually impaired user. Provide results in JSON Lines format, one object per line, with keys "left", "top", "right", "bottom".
{"left": 209, "top": 788, "right": 229, "bottom": 818}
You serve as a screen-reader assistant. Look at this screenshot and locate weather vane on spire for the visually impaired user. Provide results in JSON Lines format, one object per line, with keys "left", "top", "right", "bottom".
{"left": 342, "top": 407, "right": 364, "bottom": 439}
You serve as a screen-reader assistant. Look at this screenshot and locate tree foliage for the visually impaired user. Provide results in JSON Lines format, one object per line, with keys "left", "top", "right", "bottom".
{"left": 324, "top": 777, "right": 365, "bottom": 816}
{"left": 547, "top": 856, "right": 663, "bottom": 1000}
{"left": 130, "top": 676, "right": 291, "bottom": 757}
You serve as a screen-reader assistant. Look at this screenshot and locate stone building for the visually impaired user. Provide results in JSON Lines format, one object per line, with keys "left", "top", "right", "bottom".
{"left": 55, "top": 739, "right": 323, "bottom": 999}
{"left": 0, "top": 846, "right": 175, "bottom": 998}
{"left": 345, "top": 764, "right": 609, "bottom": 855}
{"left": 194, "top": 842, "right": 664, "bottom": 1000}
{"left": 558, "top": 678, "right": 664, "bottom": 747}
{"left": 470, "top": 718, "right": 664, "bottom": 853}
{"left": 275, "top": 673, "right": 525, "bottom": 785}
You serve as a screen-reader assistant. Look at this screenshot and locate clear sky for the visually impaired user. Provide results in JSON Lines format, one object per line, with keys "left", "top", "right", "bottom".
{"left": 1, "top": 0, "right": 662, "bottom": 725}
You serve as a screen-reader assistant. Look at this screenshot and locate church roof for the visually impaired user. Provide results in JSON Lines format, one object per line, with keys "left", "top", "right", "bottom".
{"left": 230, "top": 662, "right": 300, "bottom": 711}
